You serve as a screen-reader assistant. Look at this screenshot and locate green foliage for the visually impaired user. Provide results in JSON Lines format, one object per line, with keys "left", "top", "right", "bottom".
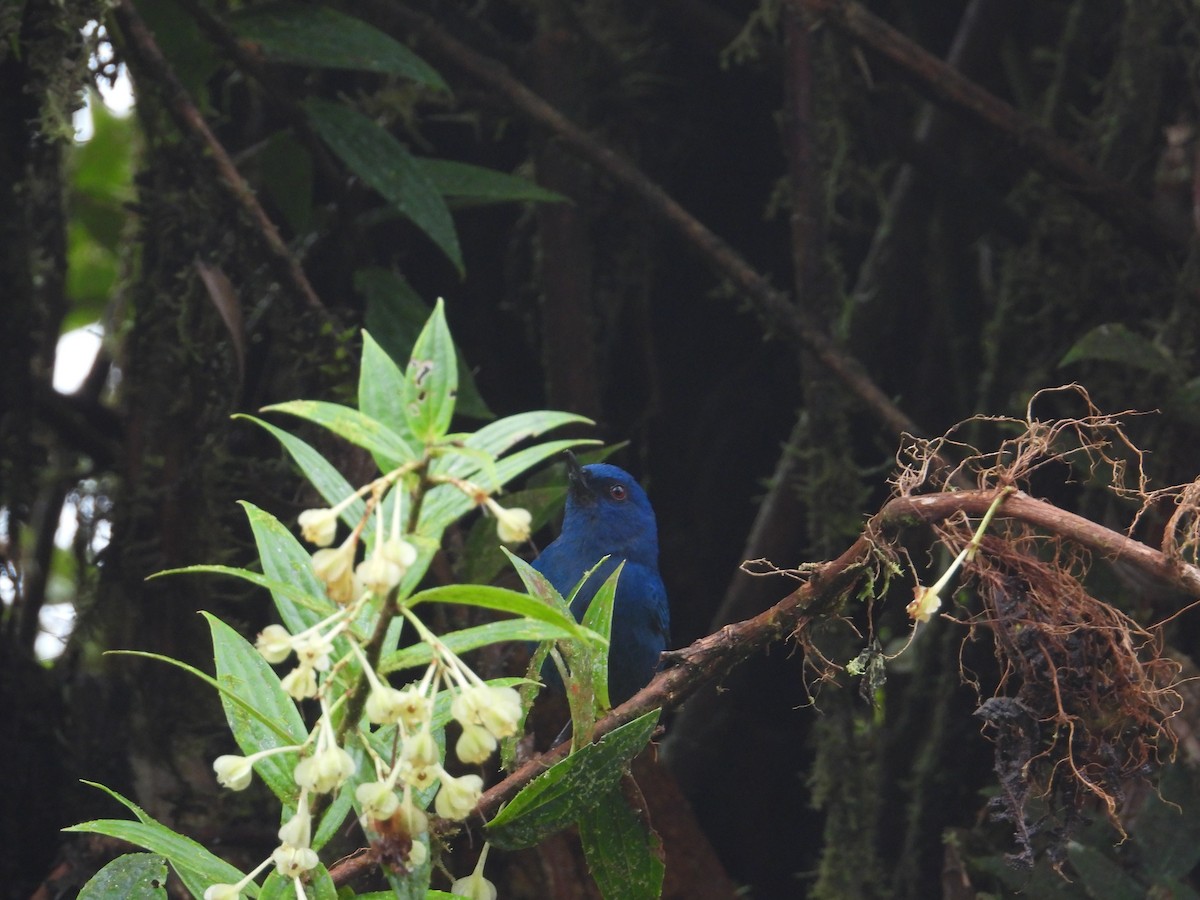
{"left": 66, "top": 93, "right": 137, "bottom": 329}
{"left": 486, "top": 710, "right": 661, "bottom": 849}
{"left": 358, "top": 271, "right": 493, "bottom": 420}
{"left": 578, "top": 782, "right": 666, "bottom": 900}
{"left": 77, "top": 852, "right": 168, "bottom": 900}
{"left": 68, "top": 307, "right": 663, "bottom": 898}
{"left": 68, "top": 784, "right": 253, "bottom": 898}
{"left": 304, "top": 99, "right": 464, "bottom": 274}
{"left": 1058, "top": 323, "right": 1175, "bottom": 375}
{"left": 230, "top": 5, "right": 448, "bottom": 89}
{"left": 401, "top": 298, "right": 457, "bottom": 444}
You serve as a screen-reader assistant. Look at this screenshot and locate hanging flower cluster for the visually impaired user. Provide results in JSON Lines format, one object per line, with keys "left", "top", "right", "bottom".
{"left": 204, "top": 470, "right": 532, "bottom": 900}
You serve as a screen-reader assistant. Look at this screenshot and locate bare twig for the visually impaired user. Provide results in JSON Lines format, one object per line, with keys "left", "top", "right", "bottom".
{"left": 112, "top": 0, "right": 324, "bottom": 310}
{"left": 791, "top": 0, "right": 1191, "bottom": 255}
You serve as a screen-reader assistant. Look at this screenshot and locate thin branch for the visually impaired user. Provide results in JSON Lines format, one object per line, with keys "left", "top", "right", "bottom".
{"left": 388, "top": 5, "right": 925, "bottom": 442}
{"left": 112, "top": 0, "right": 324, "bottom": 310}
{"left": 791, "top": 0, "right": 1192, "bottom": 255}
{"left": 470, "top": 488, "right": 1200, "bottom": 820}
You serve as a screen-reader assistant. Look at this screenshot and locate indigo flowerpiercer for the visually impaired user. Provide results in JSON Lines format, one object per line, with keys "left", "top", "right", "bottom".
{"left": 532, "top": 454, "right": 669, "bottom": 705}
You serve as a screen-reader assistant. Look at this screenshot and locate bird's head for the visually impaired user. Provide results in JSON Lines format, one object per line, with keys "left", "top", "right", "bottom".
{"left": 560, "top": 453, "right": 659, "bottom": 564}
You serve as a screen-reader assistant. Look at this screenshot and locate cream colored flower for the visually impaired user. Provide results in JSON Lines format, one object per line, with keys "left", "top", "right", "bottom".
{"left": 298, "top": 508, "right": 338, "bottom": 547}
{"left": 906, "top": 585, "right": 942, "bottom": 623}
{"left": 485, "top": 498, "right": 532, "bottom": 544}
{"left": 434, "top": 771, "right": 483, "bottom": 820}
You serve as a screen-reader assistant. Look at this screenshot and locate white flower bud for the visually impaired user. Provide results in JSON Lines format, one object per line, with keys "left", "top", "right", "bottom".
{"left": 450, "top": 872, "right": 498, "bottom": 900}
{"left": 298, "top": 508, "right": 338, "bottom": 547}
{"left": 434, "top": 772, "right": 483, "bottom": 820}
{"left": 487, "top": 499, "right": 532, "bottom": 544}
{"left": 455, "top": 723, "right": 497, "bottom": 765}
{"left": 277, "top": 794, "right": 313, "bottom": 849}
{"left": 271, "top": 843, "right": 318, "bottom": 877}
{"left": 355, "top": 780, "right": 400, "bottom": 821}
{"left": 355, "top": 553, "right": 403, "bottom": 597}
{"left": 213, "top": 754, "right": 254, "bottom": 791}
{"left": 280, "top": 664, "right": 318, "bottom": 700}
{"left": 255, "top": 624, "right": 294, "bottom": 664}
{"left": 203, "top": 884, "right": 243, "bottom": 900}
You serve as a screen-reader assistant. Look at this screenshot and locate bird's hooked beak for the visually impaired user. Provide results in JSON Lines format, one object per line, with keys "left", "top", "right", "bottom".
{"left": 564, "top": 451, "right": 596, "bottom": 505}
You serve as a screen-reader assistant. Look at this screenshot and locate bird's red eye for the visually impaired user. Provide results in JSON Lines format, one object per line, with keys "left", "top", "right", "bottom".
{"left": 609, "top": 484, "right": 628, "bottom": 501}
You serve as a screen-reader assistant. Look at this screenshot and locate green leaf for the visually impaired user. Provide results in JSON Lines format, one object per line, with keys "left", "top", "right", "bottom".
{"left": 462, "top": 486, "right": 567, "bottom": 585}
{"left": 261, "top": 399, "right": 415, "bottom": 469}
{"left": 1168, "top": 376, "right": 1200, "bottom": 428}
{"left": 304, "top": 99, "right": 463, "bottom": 274}
{"left": 256, "top": 131, "right": 314, "bottom": 234}
{"left": 402, "top": 298, "right": 458, "bottom": 444}
{"left": 1067, "top": 841, "right": 1146, "bottom": 900}
{"left": 77, "top": 782, "right": 256, "bottom": 900}
{"left": 485, "top": 709, "right": 661, "bottom": 849}
{"left": 1058, "top": 323, "right": 1175, "bottom": 375}
{"left": 378, "top": 617, "right": 575, "bottom": 675}
{"left": 241, "top": 501, "right": 337, "bottom": 632}
{"left": 415, "top": 159, "right": 566, "bottom": 205}
{"left": 420, "top": 438, "right": 600, "bottom": 535}
{"left": 579, "top": 781, "right": 665, "bottom": 900}
{"left": 260, "top": 863, "right": 338, "bottom": 899}
{"left": 205, "top": 613, "right": 308, "bottom": 802}
{"left": 358, "top": 270, "right": 492, "bottom": 421}
{"left": 231, "top": 4, "right": 447, "bottom": 89}
{"left": 502, "top": 547, "right": 571, "bottom": 615}
{"left": 72, "top": 91, "right": 136, "bottom": 201}
{"left": 580, "top": 562, "right": 622, "bottom": 711}
{"left": 236, "top": 416, "right": 367, "bottom": 535}
{"left": 314, "top": 778, "right": 357, "bottom": 853}
{"left": 78, "top": 852, "right": 168, "bottom": 900}
{"left": 154, "top": 564, "right": 330, "bottom": 618}
{"left": 407, "top": 584, "right": 595, "bottom": 643}
{"left": 453, "top": 411, "right": 594, "bottom": 471}
{"left": 1132, "top": 763, "right": 1200, "bottom": 881}
{"left": 360, "top": 330, "right": 411, "bottom": 441}
{"left": 65, "top": 818, "right": 251, "bottom": 897}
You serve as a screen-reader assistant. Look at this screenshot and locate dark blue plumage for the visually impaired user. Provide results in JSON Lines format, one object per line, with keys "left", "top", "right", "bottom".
{"left": 532, "top": 455, "right": 669, "bottom": 704}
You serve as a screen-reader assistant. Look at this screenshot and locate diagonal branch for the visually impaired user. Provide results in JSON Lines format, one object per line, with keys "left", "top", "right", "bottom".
{"left": 469, "top": 488, "right": 1200, "bottom": 820}
{"left": 791, "top": 0, "right": 1191, "bottom": 255}
{"left": 112, "top": 0, "right": 324, "bottom": 310}
{"left": 387, "top": 5, "right": 925, "bottom": 442}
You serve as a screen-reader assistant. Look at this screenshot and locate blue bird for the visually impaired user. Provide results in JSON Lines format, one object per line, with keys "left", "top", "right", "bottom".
{"left": 532, "top": 454, "right": 669, "bottom": 705}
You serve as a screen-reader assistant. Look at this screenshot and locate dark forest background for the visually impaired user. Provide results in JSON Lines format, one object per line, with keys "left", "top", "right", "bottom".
{"left": 6, "top": 0, "right": 1200, "bottom": 897}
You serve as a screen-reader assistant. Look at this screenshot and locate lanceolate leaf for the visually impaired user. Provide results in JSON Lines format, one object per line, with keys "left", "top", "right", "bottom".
{"left": 260, "top": 399, "right": 414, "bottom": 469}
{"left": 581, "top": 562, "right": 623, "bottom": 711}
{"left": 378, "top": 617, "right": 575, "bottom": 675}
{"left": 205, "top": 613, "right": 307, "bottom": 803}
{"left": 415, "top": 158, "right": 566, "bottom": 205}
{"left": 303, "top": 99, "right": 463, "bottom": 274}
{"left": 1058, "top": 322, "right": 1175, "bottom": 375}
{"left": 67, "top": 787, "right": 255, "bottom": 900}
{"left": 231, "top": 4, "right": 447, "bottom": 90}
{"left": 360, "top": 330, "right": 410, "bottom": 439}
{"left": 485, "top": 710, "right": 661, "bottom": 850}
{"left": 236, "top": 415, "right": 367, "bottom": 534}
{"left": 406, "top": 583, "right": 596, "bottom": 644}
{"left": 153, "top": 564, "right": 329, "bottom": 618}
{"left": 402, "top": 298, "right": 458, "bottom": 444}
{"left": 77, "top": 853, "right": 167, "bottom": 900}
{"left": 419, "top": 437, "right": 600, "bottom": 535}
{"left": 502, "top": 547, "right": 571, "bottom": 615}
{"left": 240, "top": 501, "right": 336, "bottom": 632}
{"left": 578, "top": 780, "right": 665, "bottom": 900}
{"left": 357, "top": 271, "right": 494, "bottom": 422}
